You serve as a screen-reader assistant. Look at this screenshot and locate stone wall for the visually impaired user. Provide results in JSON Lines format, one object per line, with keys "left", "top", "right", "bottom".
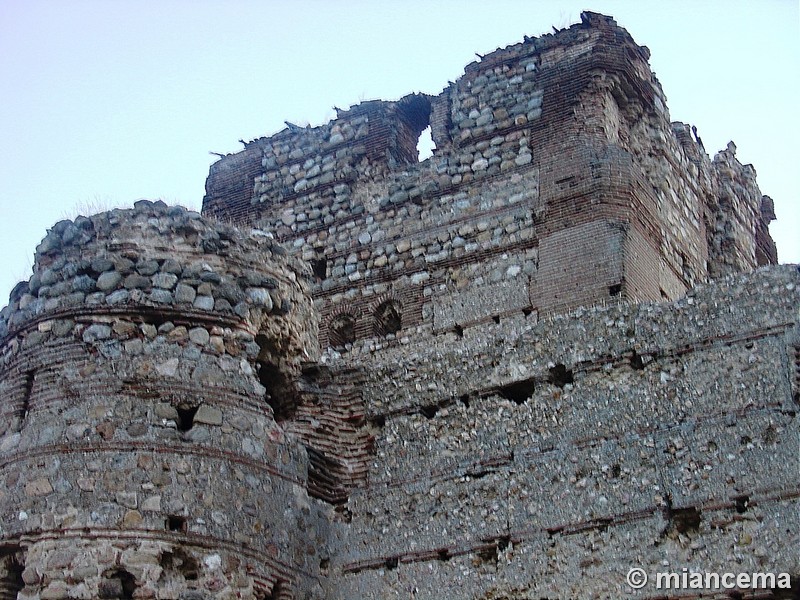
{"left": 0, "top": 202, "right": 331, "bottom": 599}
{"left": 326, "top": 264, "right": 800, "bottom": 598}
{"left": 202, "top": 12, "right": 777, "bottom": 353}
{"left": 1, "top": 209, "right": 795, "bottom": 598}
{"left": 0, "top": 10, "right": 793, "bottom": 600}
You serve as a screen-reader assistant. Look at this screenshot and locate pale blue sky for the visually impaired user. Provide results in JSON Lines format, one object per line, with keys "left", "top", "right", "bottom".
{"left": 1, "top": 0, "right": 797, "bottom": 304}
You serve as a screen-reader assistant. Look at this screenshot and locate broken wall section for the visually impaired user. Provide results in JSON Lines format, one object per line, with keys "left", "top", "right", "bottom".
{"left": 201, "top": 11, "right": 778, "bottom": 355}
{"left": 709, "top": 142, "right": 778, "bottom": 278}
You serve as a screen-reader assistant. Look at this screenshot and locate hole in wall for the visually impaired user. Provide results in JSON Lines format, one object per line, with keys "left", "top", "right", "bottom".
{"left": 374, "top": 300, "right": 402, "bottom": 337}
{"left": 385, "top": 557, "right": 399, "bottom": 570}
{"left": 475, "top": 535, "right": 510, "bottom": 566}
{"left": 454, "top": 324, "right": 464, "bottom": 338}
{"left": 167, "top": 515, "right": 188, "bottom": 532}
{"left": 265, "top": 580, "right": 283, "bottom": 600}
{"left": 630, "top": 351, "right": 645, "bottom": 370}
{"left": 329, "top": 313, "right": 356, "bottom": 349}
{"left": 99, "top": 568, "right": 136, "bottom": 599}
{"left": 13, "top": 370, "right": 34, "bottom": 433}
{"left": 665, "top": 505, "right": 702, "bottom": 537}
{"left": 420, "top": 404, "right": 440, "bottom": 419}
{"left": 0, "top": 549, "right": 24, "bottom": 599}
{"left": 548, "top": 364, "right": 574, "bottom": 388}
{"left": 334, "top": 505, "right": 352, "bottom": 523}
{"left": 492, "top": 315, "right": 501, "bottom": 324}
{"left": 257, "top": 361, "right": 297, "bottom": 421}
{"left": 476, "top": 544, "right": 499, "bottom": 565}
{"left": 458, "top": 394, "right": 470, "bottom": 409}
{"left": 608, "top": 283, "right": 622, "bottom": 297}
{"left": 175, "top": 405, "right": 199, "bottom": 433}
{"left": 417, "top": 125, "right": 435, "bottom": 161}
{"left": 437, "top": 549, "right": 451, "bottom": 562}
{"left": 310, "top": 256, "right": 327, "bottom": 281}
{"left": 159, "top": 548, "right": 199, "bottom": 581}
{"left": 498, "top": 378, "right": 536, "bottom": 405}
{"left": 733, "top": 495, "right": 749, "bottom": 514}
{"left": 396, "top": 93, "right": 433, "bottom": 165}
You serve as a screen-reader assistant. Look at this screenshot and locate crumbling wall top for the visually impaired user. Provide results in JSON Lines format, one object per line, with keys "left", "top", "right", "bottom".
{"left": 1, "top": 200, "right": 319, "bottom": 364}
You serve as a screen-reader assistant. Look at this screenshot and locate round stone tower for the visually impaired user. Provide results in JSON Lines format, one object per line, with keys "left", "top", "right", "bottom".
{"left": 0, "top": 201, "right": 326, "bottom": 599}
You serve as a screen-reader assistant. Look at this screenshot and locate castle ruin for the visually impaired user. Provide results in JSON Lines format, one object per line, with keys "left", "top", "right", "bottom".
{"left": 0, "top": 12, "right": 797, "bottom": 600}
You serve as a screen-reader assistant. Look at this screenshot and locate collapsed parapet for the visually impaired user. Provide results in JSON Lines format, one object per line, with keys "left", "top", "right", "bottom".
{"left": 0, "top": 201, "right": 329, "bottom": 599}
{"left": 709, "top": 142, "right": 779, "bottom": 277}
{"left": 204, "top": 93, "right": 433, "bottom": 225}
{"left": 202, "top": 11, "right": 778, "bottom": 352}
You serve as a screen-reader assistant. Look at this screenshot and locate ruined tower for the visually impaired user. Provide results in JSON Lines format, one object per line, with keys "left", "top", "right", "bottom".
{"left": 203, "top": 12, "right": 777, "bottom": 345}
{"left": 1, "top": 12, "right": 797, "bottom": 600}
{"left": 0, "top": 202, "right": 327, "bottom": 598}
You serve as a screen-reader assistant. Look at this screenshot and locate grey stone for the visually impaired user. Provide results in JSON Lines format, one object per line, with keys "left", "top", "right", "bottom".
{"left": 161, "top": 258, "right": 183, "bottom": 274}
{"left": 136, "top": 259, "right": 160, "bottom": 275}
{"left": 217, "top": 282, "right": 244, "bottom": 303}
{"left": 155, "top": 358, "right": 179, "bottom": 377}
{"left": 515, "top": 153, "right": 533, "bottom": 166}
{"left": 183, "top": 426, "right": 210, "bottom": 442}
{"left": 152, "top": 272, "right": 178, "bottom": 289}
{"left": 214, "top": 298, "right": 233, "bottom": 312}
{"left": 155, "top": 402, "right": 179, "bottom": 420}
{"left": 200, "top": 271, "right": 222, "bottom": 284}
{"left": 115, "top": 491, "right": 137, "bottom": 508}
{"left": 123, "top": 274, "right": 151, "bottom": 289}
{"left": 193, "top": 295, "right": 215, "bottom": 310}
{"left": 390, "top": 190, "right": 409, "bottom": 204}
{"left": 63, "top": 291, "right": 85, "bottom": 306}
{"left": 91, "top": 257, "right": 115, "bottom": 273}
{"left": 472, "top": 158, "right": 489, "bottom": 171}
{"left": 246, "top": 288, "right": 273, "bottom": 311}
{"left": 476, "top": 113, "right": 493, "bottom": 127}
{"left": 96, "top": 271, "right": 122, "bottom": 292}
{"left": 194, "top": 405, "right": 223, "bottom": 426}
{"left": 189, "top": 327, "right": 210, "bottom": 345}
{"left": 114, "top": 257, "right": 135, "bottom": 274}
{"left": 40, "top": 269, "right": 59, "bottom": 286}
{"left": 234, "top": 302, "right": 250, "bottom": 318}
{"left": 106, "top": 289, "right": 130, "bottom": 305}
{"left": 174, "top": 283, "right": 197, "bottom": 304}
{"left": 149, "top": 289, "right": 173, "bottom": 304}
{"left": 126, "top": 422, "right": 147, "bottom": 437}
{"left": 82, "top": 324, "right": 111, "bottom": 343}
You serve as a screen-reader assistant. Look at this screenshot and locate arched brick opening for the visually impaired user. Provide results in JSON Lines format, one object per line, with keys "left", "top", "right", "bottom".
{"left": 373, "top": 299, "right": 402, "bottom": 337}
{"left": 328, "top": 312, "right": 357, "bottom": 349}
